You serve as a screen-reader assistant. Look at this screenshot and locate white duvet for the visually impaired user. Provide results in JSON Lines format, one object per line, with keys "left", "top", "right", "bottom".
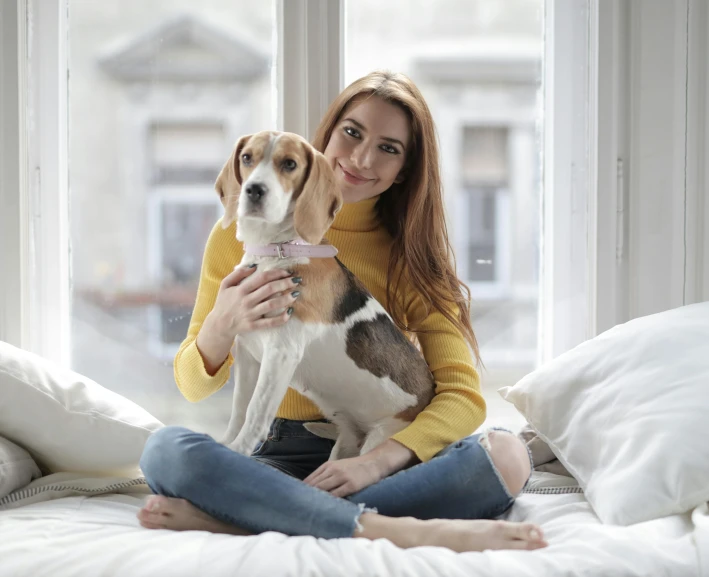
{"left": 0, "top": 472, "right": 705, "bottom": 577}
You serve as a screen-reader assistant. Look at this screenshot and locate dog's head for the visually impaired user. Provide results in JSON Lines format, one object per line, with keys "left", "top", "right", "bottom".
{"left": 215, "top": 131, "right": 342, "bottom": 245}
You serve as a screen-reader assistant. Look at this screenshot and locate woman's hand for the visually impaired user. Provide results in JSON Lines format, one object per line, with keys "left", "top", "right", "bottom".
{"left": 304, "top": 439, "right": 419, "bottom": 498}
{"left": 210, "top": 265, "right": 301, "bottom": 337}
{"left": 196, "top": 265, "right": 301, "bottom": 375}
{"left": 303, "top": 453, "right": 386, "bottom": 498}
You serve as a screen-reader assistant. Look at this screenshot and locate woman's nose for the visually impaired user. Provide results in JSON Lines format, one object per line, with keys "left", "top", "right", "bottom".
{"left": 350, "top": 143, "right": 373, "bottom": 170}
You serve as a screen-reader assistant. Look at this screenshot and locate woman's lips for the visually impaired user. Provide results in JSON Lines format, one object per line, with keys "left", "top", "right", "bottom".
{"left": 339, "top": 163, "right": 371, "bottom": 185}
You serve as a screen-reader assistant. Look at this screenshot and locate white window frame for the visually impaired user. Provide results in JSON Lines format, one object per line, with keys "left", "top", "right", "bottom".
{"left": 276, "top": 0, "right": 344, "bottom": 140}
{"left": 3, "top": 0, "right": 707, "bottom": 367}
{"left": 0, "top": 0, "right": 30, "bottom": 348}
{"left": 541, "top": 0, "right": 598, "bottom": 362}
{"left": 543, "top": 0, "right": 709, "bottom": 365}
{"left": 0, "top": 0, "right": 70, "bottom": 365}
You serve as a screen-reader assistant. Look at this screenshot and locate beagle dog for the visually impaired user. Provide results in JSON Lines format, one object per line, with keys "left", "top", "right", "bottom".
{"left": 216, "top": 131, "right": 435, "bottom": 460}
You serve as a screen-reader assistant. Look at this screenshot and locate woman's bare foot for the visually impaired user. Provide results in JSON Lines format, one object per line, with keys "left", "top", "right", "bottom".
{"left": 420, "top": 518, "right": 547, "bottom": 552}
{"left": 137, "top": 495, "right": 249, "bottom": 535}
{"left": 359, "top": 513, "right": 547, "bottom": 553}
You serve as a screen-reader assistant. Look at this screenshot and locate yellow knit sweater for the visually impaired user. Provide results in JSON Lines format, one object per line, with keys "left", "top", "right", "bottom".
{"left": 173, "top": 195, "right": 486, "bottom": 461}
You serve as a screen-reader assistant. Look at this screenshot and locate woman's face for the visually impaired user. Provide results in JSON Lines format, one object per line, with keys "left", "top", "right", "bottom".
{"left": 324, "top": 95, "right": 411, "bottom": 204}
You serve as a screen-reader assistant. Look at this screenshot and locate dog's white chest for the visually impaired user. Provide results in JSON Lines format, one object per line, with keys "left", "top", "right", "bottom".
{"left": 234, "top": 301, "right": 419, "bottom": 426}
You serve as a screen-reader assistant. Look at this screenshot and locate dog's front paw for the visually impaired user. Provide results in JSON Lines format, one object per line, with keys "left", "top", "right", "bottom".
{"left": 304, "top": 421, "right": 339, "bottom": 440}
{"left": 226, "top": 434, "right": 257, "bottom": 456}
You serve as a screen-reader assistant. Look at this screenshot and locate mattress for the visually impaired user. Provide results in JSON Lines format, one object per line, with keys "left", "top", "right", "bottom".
{"left": 0, "top": 472, "right": 705, "bottom": 577}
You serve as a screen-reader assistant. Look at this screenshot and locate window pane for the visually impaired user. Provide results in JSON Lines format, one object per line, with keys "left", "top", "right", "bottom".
{"left": 69, "top": 1, "right": 275, "bottom": 436}
{"left": 346, "top": 0, "right": 543, "bottom": 430}
{"left": 151, "top": 123, "right": 226, "bottom": 184}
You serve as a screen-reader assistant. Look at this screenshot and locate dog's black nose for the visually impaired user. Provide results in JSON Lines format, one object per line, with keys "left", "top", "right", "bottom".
{"left": 245, "top": 182, "right": 266, "bottom": 201}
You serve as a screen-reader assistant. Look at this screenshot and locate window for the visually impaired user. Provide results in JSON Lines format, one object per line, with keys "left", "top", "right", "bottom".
{"left": 346, "top": 0, "right": 543, "bottom": 429}
{"left": 68, "top": 4, "right": 276, "bottom": 436}
{"left": 3, "top": 0, "right": 620, "bottom": 439}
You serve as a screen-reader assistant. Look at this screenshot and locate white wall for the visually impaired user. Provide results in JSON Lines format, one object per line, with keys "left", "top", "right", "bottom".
{"left": 627, "top": 0, "right": 709, "bottom": 318}
{"left": 592, "top": 0, "right": 708, "bottom": 339}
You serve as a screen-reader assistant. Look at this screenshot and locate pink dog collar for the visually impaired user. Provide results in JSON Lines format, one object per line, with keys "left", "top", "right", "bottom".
{"left": 244, "top": 239, "right": 338, "bottom": 259}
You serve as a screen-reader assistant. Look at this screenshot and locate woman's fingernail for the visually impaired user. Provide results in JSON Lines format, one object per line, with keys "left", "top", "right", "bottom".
{"left": 292, "top": 277, "right": 302, "bottom": 284}
{"left": 291, "top": 291, "right": 301, "bottom": 298}
{"left": 287, "top": 307, "right": 294, "bottom": 315}
{"left": 247, "top": 263, "right": 257, "bottom": 269}
{"left": 530, "top": 529, "right": 541, "bottom": 540}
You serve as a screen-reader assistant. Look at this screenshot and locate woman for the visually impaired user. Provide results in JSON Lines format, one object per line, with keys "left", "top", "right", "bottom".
{"left": 137, "top": 71, "right": 546, "bottom": 553}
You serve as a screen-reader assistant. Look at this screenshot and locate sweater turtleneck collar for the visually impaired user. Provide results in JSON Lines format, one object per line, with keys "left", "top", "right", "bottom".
{"left": 330, "top": 195, "right": 380, "bottom": 233}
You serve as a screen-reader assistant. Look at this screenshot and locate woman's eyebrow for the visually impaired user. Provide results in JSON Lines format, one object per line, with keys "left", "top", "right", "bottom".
{"left": 343, "top": 117, "right": 405, "bottom": 149}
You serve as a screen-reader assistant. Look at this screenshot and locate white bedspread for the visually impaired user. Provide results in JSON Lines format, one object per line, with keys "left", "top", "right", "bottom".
{"left": 0, "top": 472, "right": 705, "bottom": 577}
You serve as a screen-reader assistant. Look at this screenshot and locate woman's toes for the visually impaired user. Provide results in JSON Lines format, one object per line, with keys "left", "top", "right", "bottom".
{"left": 508, "top": 523, "right": 547, "bottom": 548}
{"left": 137, "top": 508, "right": 164, "bottom": 528}
{"left": 137, "top": 495, "right": 175, "bottom": 529}
{"left": 144, "top": 495, "right": 173, "bottom": 514}
{"left": 137, "top": 508, "right": 165, "bottom": 528}
{"left": 138, "top": 517, "right": 165, "bottom": 530}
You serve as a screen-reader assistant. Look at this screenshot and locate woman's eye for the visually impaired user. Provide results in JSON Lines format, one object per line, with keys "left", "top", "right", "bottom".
{"left": 241, "top": 153, "right": 252, "bottom": 164}
{"left": 344, "top": 126, "right": 360, "bottom": 138}
{"left": 381, "top": 144, "right": 399, "bottom": 154}
{"left": 282, "top": 159, "right": 297, "bottom": 171}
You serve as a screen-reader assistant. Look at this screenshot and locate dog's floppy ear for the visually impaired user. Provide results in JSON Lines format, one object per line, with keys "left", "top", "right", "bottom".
{"left": 215, "top": 134, "right": 252, "bottom": 229}
{"left": 294, "top": 146, "right": 343, "bottom": 244}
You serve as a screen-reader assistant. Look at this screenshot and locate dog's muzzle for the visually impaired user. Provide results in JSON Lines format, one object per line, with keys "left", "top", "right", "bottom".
{"left": 245, "top": 182, "right": 267, "bottom": 203}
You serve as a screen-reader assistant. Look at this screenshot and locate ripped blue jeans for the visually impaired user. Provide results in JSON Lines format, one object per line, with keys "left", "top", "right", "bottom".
{"left": 139, "top": 419, "right": 520, "bottom": 539}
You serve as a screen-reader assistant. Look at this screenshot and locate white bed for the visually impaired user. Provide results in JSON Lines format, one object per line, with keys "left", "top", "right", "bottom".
{"left": 0, "top": 471, "right": 705, "bottom": 577}
{"left": 3, "top": 305, "right": 709, "bottom": 577}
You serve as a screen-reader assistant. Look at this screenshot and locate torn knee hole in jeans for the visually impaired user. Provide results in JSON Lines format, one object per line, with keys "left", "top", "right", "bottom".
{"left": 479, "top": 427, "right": 534, "bottom": 497}
{"left": 353, "top": 503, "right": 378, "bottom": 534}
{"left": 478, "top": 426, "right": 510, "bottom": 452}
{"left": 478, "top": 431, "right": 493, "bottom": 452}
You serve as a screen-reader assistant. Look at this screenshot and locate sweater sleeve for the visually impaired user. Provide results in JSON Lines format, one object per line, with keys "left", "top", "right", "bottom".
{"left": 390, "top": 292, "right": 486, "bottom": 462}
{"left": 173, "top": 218, "right": 244, "bottom": 403}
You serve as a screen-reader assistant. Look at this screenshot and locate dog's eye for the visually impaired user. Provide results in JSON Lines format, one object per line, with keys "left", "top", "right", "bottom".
{"left": 241, "top": 153, "right": 252, "bottom": 165}
{"left": 282, "top": 159, "right": 297, "bottom": 172}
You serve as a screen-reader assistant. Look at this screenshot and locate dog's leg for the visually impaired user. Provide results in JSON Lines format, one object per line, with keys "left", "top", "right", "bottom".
{"left": 359, "top": 418, "right": 409, "bottom": 456}
{"left": 218, "top": 341, "right": 261, "bottom": 446}
{"left": 329, "top": 425, "right": 363, "bottom": 461}
{"left": 227, "top": 342, "right": 301, "bottom": 455}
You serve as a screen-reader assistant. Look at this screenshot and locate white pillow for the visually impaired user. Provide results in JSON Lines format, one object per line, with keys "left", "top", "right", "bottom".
{"left": 0, "top": 435, "right": 41, "bottom": 499}
{"left": 500, "top": 302, "right": 709, "bottom": 526}
{"left": 0, "top": 341, "right": 164, "bottom": 476}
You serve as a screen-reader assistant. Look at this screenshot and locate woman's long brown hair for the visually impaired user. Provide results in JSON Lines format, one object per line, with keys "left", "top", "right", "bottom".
{"left": 312, "top": 70, "right": 481, "bottom": 365}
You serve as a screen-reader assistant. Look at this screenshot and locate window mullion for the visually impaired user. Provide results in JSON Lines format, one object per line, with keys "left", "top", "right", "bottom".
{"left": 277, "top": 0, "right": 344, "bottom": 141}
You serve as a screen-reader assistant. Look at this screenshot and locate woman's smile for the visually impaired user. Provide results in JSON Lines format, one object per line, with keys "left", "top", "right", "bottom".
{"left": 338, "top": 162, "right": 373, "bottom": 185}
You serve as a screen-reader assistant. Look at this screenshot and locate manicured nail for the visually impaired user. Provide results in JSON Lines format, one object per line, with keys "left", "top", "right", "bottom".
{"left": 247, "top": 263, "right": 257, "bottom": 268}
{"left": 291, "top": 291, "right": 301, "bottom": 298}
{"left": 530, "top": 529, "right": 541, "bottom": 540}
{"left": 292, "top": 277, "right": 302, "bottom": 284}
{"left": 287, "top": 307, "right": 294, "bottom": 315}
